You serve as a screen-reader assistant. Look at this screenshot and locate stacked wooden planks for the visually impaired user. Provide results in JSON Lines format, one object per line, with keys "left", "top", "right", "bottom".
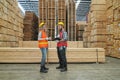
{"left": 76, "top": 21, "right": 87, "bottom": 41}
{"left": 67, "top": 0, "right": 76, "bottom": 41}
{"left": 83, "top": 12, "right": 92, "bottom": 48}
{"left": 0, "top": 0, "right": 24, "bottom": 47}
{"left": 23, "top": 11, "right": 38, "bottom": 41}
{"left": 90, "top": 0, "right": 107, "bottom": 48}
{"left": 39, "top": 0, "right": 76, "bottom": 41}
{"left": 84, "top": 0, "right": 120, "bottom": 58}
{"left": 0, "top": 41, "right": 105, "bottom": 63}
{"left": 106, "top": 0, "right": 120, "bottom": 57}
{"left": 84, "top": 0, "right": 107, "bottom": 48}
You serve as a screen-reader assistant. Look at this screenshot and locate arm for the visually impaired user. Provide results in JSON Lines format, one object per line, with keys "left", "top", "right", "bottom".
{"left": 61, "top": 32, "right": 68, "bottom": 41}
{"left": 38, "top": 32, "right": 47, "bottom": 40}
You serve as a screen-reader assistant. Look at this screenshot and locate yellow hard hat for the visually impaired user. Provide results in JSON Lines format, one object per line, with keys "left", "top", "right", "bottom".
{"left": 58, "top": 22, "right": 64, "bottom": 26}
{"left": 39, "top": 22, "right": 45, "bottom": 27}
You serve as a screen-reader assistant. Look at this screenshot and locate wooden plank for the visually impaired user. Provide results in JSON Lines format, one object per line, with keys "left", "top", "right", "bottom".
{"left": 90, "top": 4, "right": 106, "bottom": 11}
{"left": 93, "top": 22, "right": 106, "bottom": 29}
{"left": 91, "top": 42, "right": 106, "bottom": 48}
{"left": 106, "top": 0, "right": 113, "bottom": 9}
{"left": 106, "top": 7, "right": 114, "bottom": 24}
{"left": 91, "top": 35, "right": 107, "bottom": 42}
{"left": 91, "top": 0, "right": 106, "bottom": 5}
{"left": 113, "top": 7, "right": 120, "bottom": 21}
{"left": 91, "top": 29, "right": 107, "bottom": 35}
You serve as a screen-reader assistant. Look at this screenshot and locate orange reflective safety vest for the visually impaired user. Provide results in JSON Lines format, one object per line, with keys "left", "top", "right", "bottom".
{"left": 38, "top": 30, "right": 48, "bottom": 48}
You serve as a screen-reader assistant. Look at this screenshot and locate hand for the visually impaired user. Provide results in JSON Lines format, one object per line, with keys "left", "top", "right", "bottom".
{"left": 46, "top": 37, "right": 51, "bottom": 40}
{"left": 48, "top": 37, "right": 52, "bottom": 40}
{"left": 60, "top": 39, "right": 64, "bottom": 42}
{"left": 46, "top": 37, "right": 49, "bottom": 40}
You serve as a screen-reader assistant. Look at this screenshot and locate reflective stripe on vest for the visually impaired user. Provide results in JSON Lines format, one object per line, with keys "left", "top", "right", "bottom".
{"left": 39, "top": 42, "right": 48, "bottom": 45}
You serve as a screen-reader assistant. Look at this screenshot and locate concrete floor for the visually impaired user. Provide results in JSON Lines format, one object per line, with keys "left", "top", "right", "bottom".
{"left": 0, "top": 57, "right": 120, "bottom": 80}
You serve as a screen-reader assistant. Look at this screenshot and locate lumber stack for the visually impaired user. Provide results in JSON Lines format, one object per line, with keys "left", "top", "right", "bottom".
{"left": 0, "top": 0, "right": 24, "bottom": 47}
{"left": 0, "top": 40, "right": 106, "bottom": 63}
{"left": 48, "top": 48, "right": 105, "bottom": 63}
{"left": 106, "top": 0, "right": 114, "bottom": 55}
{"left": 84, "top": 0, "right": 107, "bottom": 48}
{"left": 23, "top": 11, "right": 38, "bottom": 41}
{"left": 83, "top": 12, "right": 92, "bottom": 48}
{"left": 85, "top": 0, "right": 120, "bottom": 57}
{"left": 112, "top": 0, "right": 120, "bottom": 57}
{"left": 90, "top": 0, "right": 107, "bottom": 48}
{"left": 0, "top": 47, "right": 105, "bottom": 63}
{"left": 67, "top": 0, "right": 76, "bottom": 41}
{"left": 39, "top": 0, "right": 76, "bottom": 41}
{"left": 47, "top": 0, "right": 56, "bottom": 39}
{"left": 105, "top": 0, "right": 120, "bottom": 57}
{"left": 76, "top": 22, "right": 87, "bottom": 41}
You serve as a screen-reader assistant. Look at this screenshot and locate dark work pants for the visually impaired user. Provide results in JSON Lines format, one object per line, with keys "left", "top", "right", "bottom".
{"left": 57, "top": 46, "right": 67, "bottom": 68}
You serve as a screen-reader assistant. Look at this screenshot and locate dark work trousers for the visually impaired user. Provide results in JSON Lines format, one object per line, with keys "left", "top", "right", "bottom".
{"left": 57, "top": 46, "right": 67, "bottom": 68}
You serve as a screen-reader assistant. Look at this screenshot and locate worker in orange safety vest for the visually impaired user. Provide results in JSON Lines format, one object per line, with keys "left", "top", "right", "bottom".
{"left": 38, "top": 22, "right": 51, "bottom": 73}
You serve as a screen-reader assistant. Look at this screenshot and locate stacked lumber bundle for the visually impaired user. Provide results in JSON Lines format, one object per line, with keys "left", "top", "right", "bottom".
{"left": 105, "top": 0, "right": 120, "bottom": 57}
{"left": 83, "top": 12, "right": 92, "bottom": 48}
{"left": 90, "top": 0, "right": 107, "bottom": 48}
{"left": 83, "top": 26, "right": 92, "bottom": 48}
{"left": 67, "top": 0, "right": 76, "bottom": 41}
{"left": 84, "top": 0, "right": 107, "bottom": 48}
{"left": 76, "top": 22, "right": 87, "bottom": 41}
{"left": 23, "top": 11, "right": 38, "bottom": 41}
{"left": 106, "top": 0, "right": 114, "bottom": 55}
{"left": 112, "top": 0, "right": 120, "bottom": 57}
{"left": 0, "top": 41, "right": 105, "bottom": 63}
{"left": 85, "top": 0, "right": 120, "bottom": 57}
{"left": 39, "top": 0, "right": 76, "bottom": 41}
{"left": 0, "top": 0, "right": 24, "bottom": 47}
{"left": 47, "top": 0, "right": 55, "bottom": 39}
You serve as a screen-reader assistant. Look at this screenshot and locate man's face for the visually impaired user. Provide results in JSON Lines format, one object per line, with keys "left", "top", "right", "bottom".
{"left": 58, "top": 25, "right": 62, "bottom": 30}
{"left": 43, "top": 24, "right": 48, "bottom": 31}
{"left": 43, "top": 24, "right": 46, "bottom": 29}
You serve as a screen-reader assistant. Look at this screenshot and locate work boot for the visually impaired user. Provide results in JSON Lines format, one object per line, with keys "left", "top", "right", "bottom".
{"left": 44, "top": 66, "right": 49, "bottom": 70}
{"left": 60, "top": 67, "right": 67, "bottom": 72}
{"left": 56, "top": 66, "right": 62, "bottom": 69}
{"left": 40, "top": 66, "right": 48, "bottom": 73}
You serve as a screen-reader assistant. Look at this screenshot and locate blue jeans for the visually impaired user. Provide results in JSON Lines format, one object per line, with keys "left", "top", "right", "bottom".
{"left": 40, "top": 48, "right": 48, "bottom": 66}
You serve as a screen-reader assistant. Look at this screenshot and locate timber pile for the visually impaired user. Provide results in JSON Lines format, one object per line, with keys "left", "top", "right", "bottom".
{"left": 84, "top": 0, "right": 107, "bottom": 48}
{"left": 90, "top": 0, "right": 107, "bottom": 48}
{"left": 76, "top": 22, "right": 87, "bottom": 41}
{"left": 84, "top": 0, "right": 120, "bottom": 58}
{"left": 107, "top": 0, "right": 120, "bottom": 57}
{"left": 23, "top": 11, "right": 38, "bottom": 41}
{"left": 0, "top": 0, "right": 24, "bottom": 47}
{"left": 83, "top": 12, "right": 92, "bottom": 48}
{"left": 0, "top": 42, "right": 105, "bottom": 63}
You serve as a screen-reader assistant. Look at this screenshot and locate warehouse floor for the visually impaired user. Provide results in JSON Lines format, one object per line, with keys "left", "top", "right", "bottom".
{"left": 0, "top": 57, "right": 119, "bottom": 80}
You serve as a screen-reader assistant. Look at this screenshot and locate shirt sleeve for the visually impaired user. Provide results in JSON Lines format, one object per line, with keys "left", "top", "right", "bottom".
{"left": 63, "top": 32, "right": 68, "bottom": 41}
{"left": 38, "top": 32, "right": 42, "bottom": 40}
